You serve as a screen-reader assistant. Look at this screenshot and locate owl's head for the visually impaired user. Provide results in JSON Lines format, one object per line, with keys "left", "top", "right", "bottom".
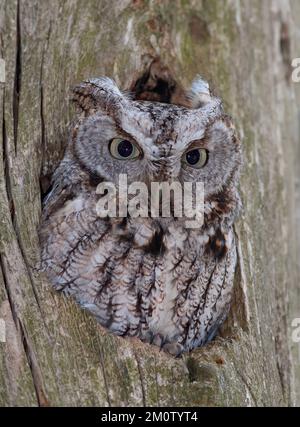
{"left": 70, "top": 73, "right": 241, "bottom": 200}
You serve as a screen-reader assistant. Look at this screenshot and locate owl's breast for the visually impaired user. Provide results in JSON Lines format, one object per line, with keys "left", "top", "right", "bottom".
{"left": 138, "top": 226, "right": 236, "bottom": 351}
{"left": 40, "top": 196, "right": 236, "bottom": 353}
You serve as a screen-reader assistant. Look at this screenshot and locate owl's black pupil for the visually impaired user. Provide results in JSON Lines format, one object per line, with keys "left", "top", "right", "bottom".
{"left": 117, "top": 140, "right": 133, "bottom": 157}
{"left": 186, "top": 149, "right": 200, "bottom": 165}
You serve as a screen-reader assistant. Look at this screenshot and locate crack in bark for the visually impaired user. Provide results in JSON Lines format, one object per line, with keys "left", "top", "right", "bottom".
{"left": 18, "top": 320, "right": 49, "bottom": 407}
{"left": 0, "top": 254, "right": 18, "bottom": 333}
{"left": 13, "top": 0, "right": 21, "bottom": 155}
{"left": 40, "top": 74, "right": 45, "bottom": 176}
{"left": 0, "top": 253, "right": 49, "bottom": 406}
{"left": 232, "top": 226, "right": 250, "bottom": 331}
{"left": 0, "top": 32, "right": 4, "bottom": 58}
{"left": 97, "top": 339, "right": 112, "bottom": 407}
{"left": 133, "top": 350, "right": 146, "bottom": 406}
{"left": 3, "top": 91, "right": 45, "bottom": 323}
{"left": 275, "top": 326, "right": 289, "bottom": 405}
{"left": 39, "top": 21, "right": 51, "bottom": 185}
{"left": 2, "top": 92, "right": 15, "bottom": 219}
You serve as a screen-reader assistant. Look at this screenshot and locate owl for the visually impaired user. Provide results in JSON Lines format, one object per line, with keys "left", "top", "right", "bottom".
{"left": 40, "top": 64, "right": 242, "bottom": 356}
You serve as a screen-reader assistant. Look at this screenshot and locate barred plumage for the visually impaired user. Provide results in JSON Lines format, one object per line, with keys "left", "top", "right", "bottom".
{"left": 40, "top": 63, "right": 242, "bottom": 355}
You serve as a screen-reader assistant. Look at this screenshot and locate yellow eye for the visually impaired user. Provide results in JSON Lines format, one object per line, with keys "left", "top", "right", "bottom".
{"left": 109, "top": 138, "right": 141, "bottom": 160}
{"left": 183, "top": 148, "right": 208, "bottom": 169}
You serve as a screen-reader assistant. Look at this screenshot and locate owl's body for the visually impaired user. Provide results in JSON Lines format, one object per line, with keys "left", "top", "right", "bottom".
{"left": 40, "top": 67, "right": 241, "bottom": 355}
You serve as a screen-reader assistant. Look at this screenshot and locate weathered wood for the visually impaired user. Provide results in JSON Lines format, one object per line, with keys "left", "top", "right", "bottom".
{"left": 290, "top": 0, "right": 300, "bottom": 406}
{"left": 0, "top": 0, "right": 299, "bottom": 406}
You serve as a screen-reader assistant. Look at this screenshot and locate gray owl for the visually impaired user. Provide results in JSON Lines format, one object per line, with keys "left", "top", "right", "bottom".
{"left": 40, "top": 64, "right": 242, "bottom": 356}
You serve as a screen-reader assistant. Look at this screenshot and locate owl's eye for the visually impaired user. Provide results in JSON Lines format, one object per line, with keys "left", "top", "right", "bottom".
{"left": 109, "top": 138, "right": 141, "bottom": 160}
{"left": 183, "top": 148, "right": 208, "bottom": 169}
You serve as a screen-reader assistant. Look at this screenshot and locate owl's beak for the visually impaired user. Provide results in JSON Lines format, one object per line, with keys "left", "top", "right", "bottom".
{"left": 149, "top": 157, "right": 180, "bottom": 183}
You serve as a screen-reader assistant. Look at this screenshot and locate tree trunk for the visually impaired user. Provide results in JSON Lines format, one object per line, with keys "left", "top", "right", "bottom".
{"left": 0, "top": 0, "right": 299, "bottom": 407}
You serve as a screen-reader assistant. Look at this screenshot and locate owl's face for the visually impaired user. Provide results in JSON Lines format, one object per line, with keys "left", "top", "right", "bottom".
{"left": 73, "top": 78, "right": 240, "bottom": 198}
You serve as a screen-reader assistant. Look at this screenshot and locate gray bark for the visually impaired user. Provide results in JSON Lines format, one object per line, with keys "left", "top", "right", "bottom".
{"left": 0, "top": 0, "right": 299, "bottom": 406}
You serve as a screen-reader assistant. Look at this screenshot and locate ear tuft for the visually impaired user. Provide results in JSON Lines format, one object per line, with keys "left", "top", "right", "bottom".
{"left": 71, "top": 77, "right": 124, "bottom": 114}
{"left": 187, "top": 76, "right": 212, "bottom": 108}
